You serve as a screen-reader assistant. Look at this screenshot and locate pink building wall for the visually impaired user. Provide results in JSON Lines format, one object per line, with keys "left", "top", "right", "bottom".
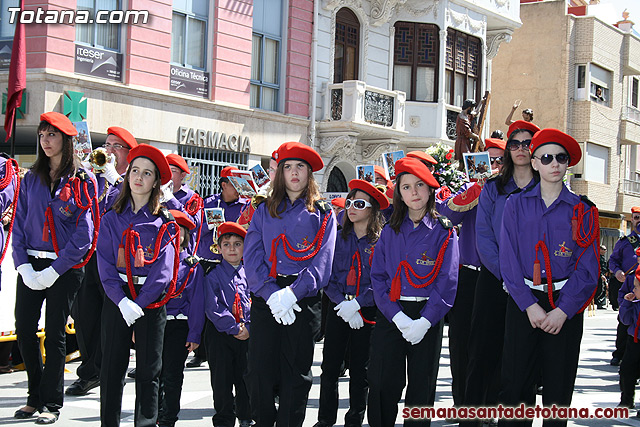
{"left": 285, "top": 0, "right": 312, "bottom": 117}
{"left": 25, "top": 0, "right": 76, "bottom": 71}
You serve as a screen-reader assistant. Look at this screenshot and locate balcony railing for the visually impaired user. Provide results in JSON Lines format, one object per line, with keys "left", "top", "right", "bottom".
{"left": 623, "top": 106, "right": 640, "bottom": 124}
{"left": 624, "top": 179, "right": 640, "bottom": 196}
{"left": 324, "top": 80, "right": 406, "bottom": 132}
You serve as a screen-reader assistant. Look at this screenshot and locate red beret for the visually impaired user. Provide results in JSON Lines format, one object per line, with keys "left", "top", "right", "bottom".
{"left": 636, "top": 265, "right": 640, "bottom": 284}
{"left": 331, "top": 197, "right": 345, "bottom": 209}
{"left": 407, "top": 151, "right": 437, "bottom": 165}
{"left": 508, "top": 120, "right": 540, "bottom": 138}
{"left": 275, "top": 141, "right": 324, "bottom": 172}
{"left": 386, "top": 183, "right": 394, "bottom": 200}
{"left": 169, "top": 209, "right": 196, "bottom": 230}
{"left": 632, "top": 207, "right": 640, "bottom": 214}
{"left": 166, "top": 154, "right": 190, "bottom": 174}
{"left": 217, "top": 221, "right": 247, "bottom": 241}
{"left": 530, "top": 128, "right": 582, "bottom": 167}
{"left": 127, "top": 144, "right": 172, "bottom": 185}
{"left": 107, "top": 126, "right": 138, "bottom": 149}
{"left": 394, "top": 157, "right": 440, "bottom": 189}
{"left": 484, "top": 138, "right": 506, "bottom": 151}
{"left": 349, "top": 179, "right": 390, "bottom": 210}
{"left": 40, "top": 112, "right": 77, "bottom": 136}
{"left": 220, "top": 166, "right": 239, "bottom": 178}
{"left": 271, "top": 150, "right": 278, "bottom": 161}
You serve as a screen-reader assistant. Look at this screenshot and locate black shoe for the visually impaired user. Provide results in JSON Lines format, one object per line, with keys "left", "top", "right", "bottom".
{"left": 313, "top": 422, "right": 331, "bottom": 427}
{"left": 66, "top": 378, "right": 100, "bottom": 396}
{"left": 240, "top": 420, "right": 255, "bottom": 427}
{"left": 618, "top": 402, "right": 634, "bottom": 409}
{"left": 536, "top": 385, "right": 543, "bottom": 395}
{"left": 186, "top": 356, "right": 204, "bottom": 368}
{"left": 35, "top": 408, "right": 59, "bottom": 424}
{"left": 14, "top": 406, "right": 40, "bottom": 419}
{"left": 127, "top": 368, "right": 136, "bottom": 379}
{"left": 611, "top": 357, "right": 621, "bottom": 366}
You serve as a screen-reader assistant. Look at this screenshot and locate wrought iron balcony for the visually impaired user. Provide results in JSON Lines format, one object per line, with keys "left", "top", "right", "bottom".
{"left": 321, "top": 80, "right": 407, "bottom": 138}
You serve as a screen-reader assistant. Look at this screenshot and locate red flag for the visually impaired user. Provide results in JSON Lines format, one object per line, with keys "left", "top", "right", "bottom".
{"left": 4, "top": 0, "right": 26, "bottom": 142}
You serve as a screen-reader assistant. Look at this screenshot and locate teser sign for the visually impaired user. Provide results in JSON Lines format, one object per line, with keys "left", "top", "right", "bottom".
{"left": 178, "top": 127, "right": 251, "bottom": 153}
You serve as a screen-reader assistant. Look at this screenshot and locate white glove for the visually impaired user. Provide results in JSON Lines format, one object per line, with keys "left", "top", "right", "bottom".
{"left": 102, "top": 160, "right": 121, "bottom": 185}
{"left": 335, "top": 299, "right": 360, "bottom": 322}
{"left": 392, "top": 311, "right": 413, "bottom": 333}
{"left": 348, "top": 313, "right": 364, "bottom": 329}
{"left": 118, "top": 297, "right": 145, "bottom": 327}
{"left": 159, "top": 181, "right": 175, "bottom": 204}
{"left": 401, "top": 317, "right": 432, "bottom": 345}
{"left": 34, "top": 266, "right": 60, "bottom": 289}
{"left": 276, "top": 304, "right": 302, "bottom": 326}
{"left": 267, "top": 287, "right": 298, "bottom": 318}
{"left": 17, "top": 264, "right": 44, "bottom": 291}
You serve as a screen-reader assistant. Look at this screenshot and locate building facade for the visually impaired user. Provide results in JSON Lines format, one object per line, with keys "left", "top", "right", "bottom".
{"left": 489, "top": 0, "right": 640, "bottom": 250}
{"left": 1, "top": 0, "right": 521, "bottom": 194}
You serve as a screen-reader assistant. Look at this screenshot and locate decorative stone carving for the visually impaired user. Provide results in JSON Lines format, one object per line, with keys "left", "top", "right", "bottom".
{"left": 370, "top": 0, "right": 407, "bottom": 26}
{"left": 410, "top": 116, "right": 420, "bottom": 128}
{"left": 362, "top": 141, "right": 395, "bottom": 161}
{"left": 486, "top": 30, "right": 513, "bottom": 60}
{"left": 319, "top": 134, "right": 358, "bottom": 163}
{"left": 401, "top": 0, "right": 439, "bottom": 18}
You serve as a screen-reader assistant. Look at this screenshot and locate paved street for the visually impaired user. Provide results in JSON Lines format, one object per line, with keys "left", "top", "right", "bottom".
{"left": 0, "top": 307, "right": 638, "bottom": 426}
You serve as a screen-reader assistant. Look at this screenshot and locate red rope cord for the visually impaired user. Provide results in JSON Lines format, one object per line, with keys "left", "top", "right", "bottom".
{"left": 389, "top": 229, "right": 453, "bottom": 301}
{"left": 0, "top": 159, "right": 20, "bottom": 263}
{"left": 268, "top": 211, "right": 331, "bottom": 278}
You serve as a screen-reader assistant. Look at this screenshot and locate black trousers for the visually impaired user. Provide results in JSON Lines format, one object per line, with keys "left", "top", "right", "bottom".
{"left": 462, "top": 266, "right": 506, "bottom": 427}
{"left": 100, "top": 294, "right": 166, "bottom": 427}
{"left": 206, "top": 319, "right": 250, "bottom": 426}
{"left": 71, "top": 255, "right": 104, "bottom": 381}
{"left": 245, "top": 277, "right": 321, "bottom": 427}
{"left": 613, "top": 320, "right": 628, "bottom": 360}
{"left": 318, "top": 301, "right": 376, "bottom": 427}
{"left": 448, "top": 266, "right": 479, "bottom": 407}
{"left": 158, "top": 319, "right": 190, "bottom": 426}
{"left": 367, "top": 301, "right": 444, "bottom": 427}
{"left": 498, "top": 293, "right": 583, "bottom": 427}
{"left": 15, "top": 257, "right": 83, "bottom": 413}
{"left": 619, "top": 335, "right": 640, "bottom": 406}
{"left": 610, "top": 277, "right": 622, "bottom": 310}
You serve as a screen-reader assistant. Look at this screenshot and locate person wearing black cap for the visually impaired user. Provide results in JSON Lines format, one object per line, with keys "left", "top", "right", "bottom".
{"left": 455, "top": 99, "right": 480, "bottom": 170}
{"left": 68, "top": 126, "right": 138, "bottom": 397}
{"left": 315, "top": 179, "right": 387, "bottom": 427}
{"left": 368, "top": 157, "right": 459, "bottom": 426}
{"left": 499, "top": 129, "right": 599, "bottom": 426}
{"left": 244, "top": 141, "right": 337, "bottom": 427}
{"left": 13, "top": 112, "right": 99, "bottom": 424}
{"left": 97, "top": 144, "right": 180, "bottom": 427}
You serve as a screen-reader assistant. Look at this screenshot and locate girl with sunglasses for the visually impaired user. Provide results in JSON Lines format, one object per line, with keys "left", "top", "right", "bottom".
{"left": 499, "top": 129, "right": 599, "bottom": 426}
{"left": 315, "top": 179, "right": 387, "bottom": 427}
{"left": 463, "top": 120, "right": 541, "bottom": 426}
{"left": 13, "top": 112, "right": 98, "bottom": 424}
{"left": 244, "top": 141, "right": 337, "bottom": 427}
{"left": 368, "top": 157, "right": 459, "bottom": 426}
{"left": 97, "top": 144, "right": 180, "bottom": 427}
{"left": 435, "top": 137, "right": 505, "bottom": 410}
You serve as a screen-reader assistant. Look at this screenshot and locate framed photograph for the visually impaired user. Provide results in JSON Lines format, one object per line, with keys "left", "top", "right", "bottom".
{"left": 228, "top": 176, "right": 256, "bottom": 198}
{"left": 356, "top": 165, "right": 375, "bottom": 183}
{"left": 230, "top": 169, "right": 257, "bottom": 193}
{"left": 250, "top": 164, "right": 271, "bottom": 189}
{"left": 381, "top": 150, "right": 405, "bottom": 181}
{"left": 72, "top": 121, "right": 92, "bottom": 160}
{"left": 463, "top": 152, "right": 493, "bottom": 182}
{"left": 204, "top": 207, "right": 225, "bottom": 230}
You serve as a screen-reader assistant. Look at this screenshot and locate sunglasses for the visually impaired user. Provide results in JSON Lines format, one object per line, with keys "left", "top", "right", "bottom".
{"left": 533, "top": 153, "right": 569, "bottom": 166}
{"left": 507, "top": 139, "right": 532, "bottom": 151}
{"left": 490, "top": 156, "right": 504, "bottom": 165}
{"left": 345, "top": 199, "right": 372, "bottom": 210}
